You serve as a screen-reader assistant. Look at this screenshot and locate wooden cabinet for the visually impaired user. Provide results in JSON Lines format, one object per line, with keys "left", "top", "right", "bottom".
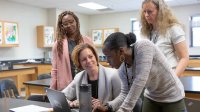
{"left": 183, "top": 59, "right": 200, "bottom": 76}
{"left": 0, "top": 21, "right": 19, "bottom": 47}
{"left": 36, "top": 64, "right": 52, "bottom": 75}
{"left": 37, "top": 25, "right": 55, "bottom": 48}
{"left": 188, "top": 59, "right": 200, "bottom": 67}
{"left": 183, "top": 70, "right": 200, "bottom": 76}
{"left": 15, "top": 63, "right": 52, "bottom": 76}
{"left": 0, "top": 66, "right": 37, "bottom": 94}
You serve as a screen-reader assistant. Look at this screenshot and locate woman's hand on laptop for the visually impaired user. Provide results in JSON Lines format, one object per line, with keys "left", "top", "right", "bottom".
{"left": 68, "top": 100, "right": 79, "bottom": 108}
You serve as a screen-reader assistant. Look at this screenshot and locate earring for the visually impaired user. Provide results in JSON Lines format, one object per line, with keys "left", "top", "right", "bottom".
{"left": 120, "top": 55, "right": 125, "bottom": 62}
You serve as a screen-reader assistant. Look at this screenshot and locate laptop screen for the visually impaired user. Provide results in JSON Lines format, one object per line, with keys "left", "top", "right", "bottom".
{"left": 46, "top": 88, "right": 78, "bottom": 112}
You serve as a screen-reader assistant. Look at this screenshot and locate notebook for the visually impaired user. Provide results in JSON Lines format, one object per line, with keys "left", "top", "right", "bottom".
{"left": 9, "top": 105, "right": 51, "bottom": 112}
{"left": 185, "top": 98, "right": 200, "bottom": 112}
{"left": 46, "top": 88, "right": 78, "bottom": 112}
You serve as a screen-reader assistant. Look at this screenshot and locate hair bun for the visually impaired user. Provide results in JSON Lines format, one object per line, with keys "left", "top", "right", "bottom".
{"left": 126, "top": 32, "right": 136, "bottom": 47}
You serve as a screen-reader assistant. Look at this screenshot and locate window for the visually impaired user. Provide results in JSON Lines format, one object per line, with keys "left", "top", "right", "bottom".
{"left": 131, "top": 19, "right": 141, "bottom": 41}
{"left": 190, "top": 15, "right": 200, "bottom": 47}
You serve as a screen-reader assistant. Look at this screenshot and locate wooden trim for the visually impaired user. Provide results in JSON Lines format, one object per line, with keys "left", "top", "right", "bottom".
{"left": 188, "top": 59, "right": 200, "bottom": 67}
{"left": 186, "top": 93, "right": 200, "bottom": 100}
{"left": 183, "top": 70, "right": 200, "bottom": 76}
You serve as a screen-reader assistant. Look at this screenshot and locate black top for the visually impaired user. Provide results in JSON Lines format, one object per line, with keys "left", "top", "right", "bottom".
{"left": 68, "top": 40, "right": 77, "bottom": 78}
{"left": 88, "top": 78, "right": 98, "bottom": 99}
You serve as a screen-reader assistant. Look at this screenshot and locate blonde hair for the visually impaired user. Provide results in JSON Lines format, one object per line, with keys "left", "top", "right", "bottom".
{"left": 72, "top": 43, "right": 98, "bottom": 70}
{"left": 140, "top": 0, "right": 181, "bottom": 37}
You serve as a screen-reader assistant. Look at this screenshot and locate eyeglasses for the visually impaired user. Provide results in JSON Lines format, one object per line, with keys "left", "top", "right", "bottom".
{"left": 62, "top": 20, "right": 75, "bottom": 27}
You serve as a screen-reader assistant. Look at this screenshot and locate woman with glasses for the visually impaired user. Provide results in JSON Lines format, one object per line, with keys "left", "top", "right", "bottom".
{"left": 50, "top": 11, "right": 93, "bottom": 90}
{"left": 140, "top": 0, "right": 189, "bottom": 77}
{"left": 94, "top": 32, "right": 187, "bottom": 112}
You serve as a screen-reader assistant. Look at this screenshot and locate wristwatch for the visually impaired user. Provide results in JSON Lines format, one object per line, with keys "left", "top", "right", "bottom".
{"left": 105, "top": 103, "right": 113, "bottom": 112}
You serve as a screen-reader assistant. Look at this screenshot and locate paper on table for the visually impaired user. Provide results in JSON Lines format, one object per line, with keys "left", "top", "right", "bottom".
{"left": 9, "top": 105, "right": 52, "bottom": 112}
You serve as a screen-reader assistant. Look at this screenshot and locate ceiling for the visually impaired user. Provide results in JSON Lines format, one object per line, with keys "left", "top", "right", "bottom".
{"left": 7, "top": 0, "right": 200, "bottom": 15}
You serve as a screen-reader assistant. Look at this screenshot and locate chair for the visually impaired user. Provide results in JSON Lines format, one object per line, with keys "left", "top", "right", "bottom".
{"left": 0, "top": 79, "right": 21, "bottom": 98}
{"left": 185, "top": 97, "right": 200, "bottom": 112}
{"left": 37, "top": 73, "right": 51, "bottom": 80}
{"left": 0, "top": 80, "right": 2, "bottom": 98}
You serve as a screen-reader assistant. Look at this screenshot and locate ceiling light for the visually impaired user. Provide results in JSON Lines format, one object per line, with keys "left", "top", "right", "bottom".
{"left": 165, "top": 0, "right": 173, "bottom": 1}
{"left": 78, "top": 2, "right": 107, "bottom": 10}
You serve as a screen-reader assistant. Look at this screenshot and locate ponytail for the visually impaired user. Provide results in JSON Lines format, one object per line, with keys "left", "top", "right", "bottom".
{"left": 125, "top": 32, "right": 136, "bottom": 47}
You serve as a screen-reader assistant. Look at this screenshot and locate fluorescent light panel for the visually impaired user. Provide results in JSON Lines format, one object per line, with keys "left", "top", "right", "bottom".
{"left": 78, "top": 2, "right": 107, "bottom": 10}
{"left": 165, "top": 0, "right": 173, "bottom": 1}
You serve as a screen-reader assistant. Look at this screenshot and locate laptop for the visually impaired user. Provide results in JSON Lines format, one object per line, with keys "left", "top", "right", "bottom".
{"left": 185, "top": 98, "right": 200, "bottom": 112}
{"left": 46, "top": 88, "right": 78, "bottom": 112}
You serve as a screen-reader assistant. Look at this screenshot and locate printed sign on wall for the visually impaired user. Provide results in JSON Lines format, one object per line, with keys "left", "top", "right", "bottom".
{"left": 91, "top": 28, "right": 119, "bottom": 47}
{"left": 4, "top": 22, "right": 19, "bottom": 44}
{"left": 44, "top": 26, "right": 54, "bottom": 46}
{"left": 103, "top": 29, "right": 116, "bottom": 42}
{"left": 92, "top": 29, "right": 103, "bottom": 45}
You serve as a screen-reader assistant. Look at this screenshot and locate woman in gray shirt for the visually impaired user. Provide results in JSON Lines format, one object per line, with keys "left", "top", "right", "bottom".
{"left": 140, "top": 0, "right": 189, "bottom": 77}
{"left": 94, "top": 32, "right": 186, "bottom": 112}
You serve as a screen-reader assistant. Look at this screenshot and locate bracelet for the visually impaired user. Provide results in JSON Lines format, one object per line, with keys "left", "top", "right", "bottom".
{"left": 105, "top": 103, "right": 113, "bottom": 112}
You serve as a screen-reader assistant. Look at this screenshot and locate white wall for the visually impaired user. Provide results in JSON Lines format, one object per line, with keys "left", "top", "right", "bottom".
{"left": 47, "top": 8, "right": 57, "bottom": 28}
{"left": 88, "top": 11, "right": 140, "bottom": 34}
{"left": 171, "top": 4, "right": 200, "bottom": 55}
{"left": 88, "top": 4, "right": 200, "bottom": 55}
{"left": 0, "top": 0, "right": 48, "bottom": 61}
{"left": 88, "top": 11, "right": 140, "bottom": 56}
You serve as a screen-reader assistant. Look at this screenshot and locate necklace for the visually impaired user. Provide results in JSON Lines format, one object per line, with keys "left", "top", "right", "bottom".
{"left": 125, "top": 63, "right": 134, "bottom": 88}
{"left": 150, "top": 31, "right": 159, "bottom": 44}
{"left": 124, "top": 45, "right": 135, "bottom": 88}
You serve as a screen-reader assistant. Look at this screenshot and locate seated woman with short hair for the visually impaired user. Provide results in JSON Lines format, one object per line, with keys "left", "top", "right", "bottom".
{"left": 61, "top": 43, "right": 121, "bottom": 109}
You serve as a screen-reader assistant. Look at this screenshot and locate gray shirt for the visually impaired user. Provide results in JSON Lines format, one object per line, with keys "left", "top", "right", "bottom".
{"left": 151, "top": 25, "right": 185, "bottom": 68}
{"left": 109, "top": 40, "right": 184, "bottom": 112}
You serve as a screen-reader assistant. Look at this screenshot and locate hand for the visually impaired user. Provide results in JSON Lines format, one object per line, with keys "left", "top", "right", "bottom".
{"left": 92, "top": 98, "right": 107, "bottom": 112}
{"left": 69, "top": 100, "right": 79, "bottom": 108}
{"left": 92, "top": 105, "right": 108, "bottom": 112}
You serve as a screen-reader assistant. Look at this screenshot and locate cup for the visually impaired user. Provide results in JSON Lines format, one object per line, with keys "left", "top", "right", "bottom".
{"left": 79, "top": 84, "right": 92, "bottom": 112}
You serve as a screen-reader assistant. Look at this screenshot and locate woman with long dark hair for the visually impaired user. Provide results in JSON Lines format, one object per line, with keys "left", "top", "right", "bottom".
{"left": 50, "top": 11, "right": 93, "bottom": 90}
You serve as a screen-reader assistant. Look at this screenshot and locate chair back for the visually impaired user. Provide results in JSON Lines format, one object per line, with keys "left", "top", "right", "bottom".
{"left": 0, "top": 79, "right": 19, "bottom": 98}
{"left": 37, "top": 73, "right": 51, "bottom": 80}
{"left": 0, "top": 80, "right": 1, "bottom": 98}
{"left": 185, "top": 97, "right": 200, "bottom": 112}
